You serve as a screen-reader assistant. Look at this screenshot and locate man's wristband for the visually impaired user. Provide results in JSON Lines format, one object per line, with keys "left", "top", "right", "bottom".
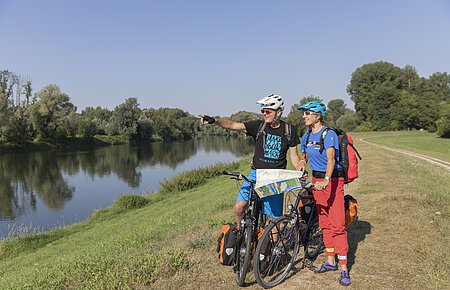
{"left": 203, "top": 115, "right": 216, "bottom": 124}
{"left": 324, "top": 176, "right": 330, "bottom": 181}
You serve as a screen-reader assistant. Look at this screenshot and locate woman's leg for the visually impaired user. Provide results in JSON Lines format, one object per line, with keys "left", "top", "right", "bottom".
{"left": 312, "top": 177, "right": 336, "bottom": 266}
{"left": 327, "top": 177, "right": 348, "bottom": 267}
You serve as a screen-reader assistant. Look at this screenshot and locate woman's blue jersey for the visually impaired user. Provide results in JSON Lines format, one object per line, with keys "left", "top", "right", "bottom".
{"left": 300, "top": 127, "right": 341, "bottom": 172}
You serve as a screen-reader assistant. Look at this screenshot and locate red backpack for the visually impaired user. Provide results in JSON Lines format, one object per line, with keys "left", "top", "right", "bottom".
{"left": 306, "top": 128, "right": 362, "bottom": 184}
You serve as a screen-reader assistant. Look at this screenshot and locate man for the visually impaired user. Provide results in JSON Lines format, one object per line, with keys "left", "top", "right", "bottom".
{"left": 199, "top": 94, "right": 303, "bottom": 226}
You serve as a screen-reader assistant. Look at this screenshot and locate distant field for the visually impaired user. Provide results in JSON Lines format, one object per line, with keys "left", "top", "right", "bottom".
{"left": 353, "top": 131, "right": 450, "bottom": 162}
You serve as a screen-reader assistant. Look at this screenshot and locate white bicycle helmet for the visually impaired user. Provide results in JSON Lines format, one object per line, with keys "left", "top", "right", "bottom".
{"left": 257, "top": 94, "right": 284, "bottom": 111}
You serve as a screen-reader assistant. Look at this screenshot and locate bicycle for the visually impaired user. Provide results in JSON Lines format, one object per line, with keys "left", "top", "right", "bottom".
{"left": 253, "top": 176, "right": 324, "bottom": 288}
{"left": 223, "top": 170, "right": 266, "bottom": 286}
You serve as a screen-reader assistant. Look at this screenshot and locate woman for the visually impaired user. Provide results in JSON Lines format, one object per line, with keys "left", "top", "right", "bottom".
{"left": 297, "top": 100, "right": 351, "bottom": 286}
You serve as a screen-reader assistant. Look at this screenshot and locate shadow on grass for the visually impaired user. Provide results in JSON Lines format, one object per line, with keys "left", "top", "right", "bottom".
{"left": 347, "top": 219, "right": 372, "bottom": 270}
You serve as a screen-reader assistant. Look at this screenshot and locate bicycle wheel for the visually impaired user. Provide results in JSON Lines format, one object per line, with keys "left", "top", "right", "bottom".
{"left": 304, "top": 220, "right": 324, "bottom": 259}
{"left": 254, "top": 216, "right": 300, "bottom": 289}
{"left": 235, "top": 222, "right": 252, "bottom": 286}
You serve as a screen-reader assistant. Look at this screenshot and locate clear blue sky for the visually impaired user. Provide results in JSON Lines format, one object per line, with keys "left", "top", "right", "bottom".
{"left": 1, "top": 0, "right": 449, "bottom": 116}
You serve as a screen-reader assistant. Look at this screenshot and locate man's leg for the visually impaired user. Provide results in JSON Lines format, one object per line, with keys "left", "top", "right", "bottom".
{"left": 234, "top": 169, "right": 256, "bottom": 228}
{"left": 234, "top": 201, "right": 248, "bottom": 227}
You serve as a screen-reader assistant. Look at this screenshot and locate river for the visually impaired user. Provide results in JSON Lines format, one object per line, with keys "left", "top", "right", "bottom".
{"left": 0, "top": 137, "right": 253, "bottom": 238}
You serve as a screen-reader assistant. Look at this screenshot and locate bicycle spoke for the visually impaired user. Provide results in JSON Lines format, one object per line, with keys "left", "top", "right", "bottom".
{"left": 254, "top": 216, "right": 300, "bottom": 288}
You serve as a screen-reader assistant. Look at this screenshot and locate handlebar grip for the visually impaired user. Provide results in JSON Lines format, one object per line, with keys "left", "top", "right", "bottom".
{"left": 222, "top": 170, "right": 241, "bottom": 177}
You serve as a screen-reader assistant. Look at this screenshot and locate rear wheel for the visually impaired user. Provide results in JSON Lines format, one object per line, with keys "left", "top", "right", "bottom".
{"left": 235, "top": 222, "right": 252, "bottom": 286}
{"left": 254, "top": 216, "right": 300, "bottom": 289}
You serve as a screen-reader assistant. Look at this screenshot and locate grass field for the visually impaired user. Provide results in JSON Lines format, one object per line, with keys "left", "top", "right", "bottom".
{"left": 357, "top": 131, "right": 450, "bottom": 162}
{"left": 0, "top": 131, "right": 448, "bottom": 289}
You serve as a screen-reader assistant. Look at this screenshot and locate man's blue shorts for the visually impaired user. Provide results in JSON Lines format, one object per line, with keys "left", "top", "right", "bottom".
{"left": 236, "top": 169, "right": 284, "bottom": 218}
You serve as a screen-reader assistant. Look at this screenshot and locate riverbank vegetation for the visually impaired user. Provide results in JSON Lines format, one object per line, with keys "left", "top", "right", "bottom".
{"left": 0, "top": 132, "right": 448, "bottom": 288}
{"left": 1, "top": 62, "right": 449, "bottom": 152}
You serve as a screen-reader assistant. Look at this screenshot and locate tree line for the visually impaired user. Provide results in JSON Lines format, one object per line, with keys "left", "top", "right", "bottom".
{"left": 0, "top": 71, "right": 200, "bottom": 145}
{"left": 1, "top": 62, "right": 449, "bottom": 147}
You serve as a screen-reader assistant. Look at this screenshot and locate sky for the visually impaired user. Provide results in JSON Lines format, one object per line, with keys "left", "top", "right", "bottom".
{"left": 1, "top": 0, "right": 450, "bottom": 116}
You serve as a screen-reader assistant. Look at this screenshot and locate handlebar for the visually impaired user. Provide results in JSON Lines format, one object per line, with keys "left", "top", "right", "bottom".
{"left": 223, "top": 170, "right": 313, "bottom": 189}
{"left": 222, "top": 170, "right": 255, "bottom": 184}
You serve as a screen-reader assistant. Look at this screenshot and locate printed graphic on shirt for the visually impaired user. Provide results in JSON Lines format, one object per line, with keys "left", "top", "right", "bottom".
{"left": 264, "top": 134, "right": 282, "bottom": 159}
{"left": 306, "top": 140, "right": 321, "bottom": 149}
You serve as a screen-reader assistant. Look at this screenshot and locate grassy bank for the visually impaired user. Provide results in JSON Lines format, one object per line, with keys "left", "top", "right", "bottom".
{"left": 0, "top": 131, "right": 448, "bottom": 288}
{"left": 0, "top": 160, "right": 244, "bottom": 288}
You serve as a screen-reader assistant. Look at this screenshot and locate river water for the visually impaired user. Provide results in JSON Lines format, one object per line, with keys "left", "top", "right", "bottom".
{"left": 0, "top": 137, "right": 253, "bottom": 238}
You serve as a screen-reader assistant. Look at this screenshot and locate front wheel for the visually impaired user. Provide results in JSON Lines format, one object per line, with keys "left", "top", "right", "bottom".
{"left": 254, "top": 216, "right": 300, "bottom": 289}
{"left": 304, "top": 220, "right": 324, "bottom": 259}
{"left": 235, "top": 222, "right": 252, "bottom": 286}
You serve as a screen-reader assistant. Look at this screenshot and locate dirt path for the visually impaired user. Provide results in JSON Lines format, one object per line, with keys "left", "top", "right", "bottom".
{"left": 359, "top": 138, "right": 450, "bottom": 170}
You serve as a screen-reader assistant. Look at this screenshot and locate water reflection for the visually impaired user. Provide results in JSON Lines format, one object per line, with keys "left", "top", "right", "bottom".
{"left": 0, "top": 137, "right": 253, "bottom": 235}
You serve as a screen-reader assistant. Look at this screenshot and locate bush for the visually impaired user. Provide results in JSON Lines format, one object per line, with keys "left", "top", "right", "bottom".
{"left": 160, "top": 161, "right": 240, "bottom": 192}
{"left": 114, "top": 195, "right": 149, "bottom": 210}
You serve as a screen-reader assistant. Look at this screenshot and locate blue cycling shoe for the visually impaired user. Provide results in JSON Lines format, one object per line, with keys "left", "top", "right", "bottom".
{"left": 314, "top": 261, "right": 338, "bottom": 273}
{"left": 339, "top": 270, "right": 351, "bottom": 286}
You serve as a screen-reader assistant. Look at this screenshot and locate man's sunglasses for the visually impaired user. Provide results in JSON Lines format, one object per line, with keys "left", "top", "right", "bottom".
{"left": 261, "top": 109, "right": 275, "bottom": 115}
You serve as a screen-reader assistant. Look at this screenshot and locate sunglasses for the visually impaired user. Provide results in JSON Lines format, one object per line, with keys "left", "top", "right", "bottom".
{"left": 302, "top": 111, "right": 316, "bottom": 116}
{"left": 261, "top": 109, "right": 275, "bottom": 115}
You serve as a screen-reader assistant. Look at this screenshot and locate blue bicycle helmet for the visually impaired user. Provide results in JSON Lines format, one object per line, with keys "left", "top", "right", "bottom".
{"left": 298, "top": 100, "right": 327, "bottom": 117}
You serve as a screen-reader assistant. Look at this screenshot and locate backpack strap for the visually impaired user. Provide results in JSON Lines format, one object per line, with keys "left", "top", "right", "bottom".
{"left": 284, "top": 122, "right": 292, "bottom": 144}
{"left": 255, "top": 120, "right": 267, "bottom": 148}
{"left": 257, "top": 121, "right": 294, "bottom": 149}
{"left": 318, "top": 127, "right": 329, "bottom": 154}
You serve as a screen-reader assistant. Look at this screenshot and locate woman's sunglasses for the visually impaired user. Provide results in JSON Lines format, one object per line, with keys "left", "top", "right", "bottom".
{"left": 302, "top": 111, "right": 316, "bottom": 116}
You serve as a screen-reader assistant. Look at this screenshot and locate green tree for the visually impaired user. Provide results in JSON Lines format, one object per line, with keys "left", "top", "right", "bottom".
{"left": 399, "top": 65, "right": 422, "bottom": 92}
{"left": 2, "top": 107, "right": 34, "bottom": 143}
{"left": 64, "top": 112, "right": 80, "bottom": 137}
{"left": 336, "top": 112, "right": 359, "bottom": 132}
{"left": 424, "top": 72, "right": 450, "bottom": 102}
{"left": 394, "top": 91, "right": 440, "bottom": 131}
{"left": 436, "top": 102, "right": 450, "bottom": 138}
{"left": 347, "top": 61, "right": 403, "bottom": 130}
{"left": 24, "top": 79, "right": 33, "bottom": 106}
{"left": 30, "top": 84, "right": 76, "bottom": 141}
{"left": 108, "top": 97, "right": 141, "bottom": 141}
{"left": 81, "top": 106, "right": 112, "bottom": 135}
{"left": 77, "top": 117, "right": 97, "bottom": 138}
{"left": 327, "top": 99, "right": 351, "bottom": 127}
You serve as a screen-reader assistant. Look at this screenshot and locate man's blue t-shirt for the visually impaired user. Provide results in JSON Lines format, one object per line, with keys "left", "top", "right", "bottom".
{"left": 301, "top": 127, "right": 341, "bottom": 172}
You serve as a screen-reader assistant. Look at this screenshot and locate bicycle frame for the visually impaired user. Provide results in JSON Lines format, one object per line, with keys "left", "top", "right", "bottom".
{"left": 223, "top": 170, "right": 265, "bottom": 286}
{"left": 286, "top": 184, "right": 322, "bottom": 261}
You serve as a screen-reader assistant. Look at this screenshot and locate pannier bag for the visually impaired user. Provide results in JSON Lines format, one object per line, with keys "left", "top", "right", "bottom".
{"left": 216, "top": 223, "right": 238, "bottom": 266}
{"left": 344, "top": 194, "right": 358, "bottom": 228}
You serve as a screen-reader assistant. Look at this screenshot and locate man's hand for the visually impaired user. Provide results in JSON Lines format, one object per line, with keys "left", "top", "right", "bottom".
{"left": 295, "top": 159, "right": 307, "bottom": 171}
{"left": 198, "top": 114, "right": 215, "bottom": 124}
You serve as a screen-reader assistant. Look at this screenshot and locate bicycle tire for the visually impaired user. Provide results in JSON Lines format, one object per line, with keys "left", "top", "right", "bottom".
{"left": 304, "top": 220, "right": 324, "bottom": 259}
{"left": 235, "top": 222, "right": 252, "bottom": 286}
{"left": 254, "top": 216, "right": 300, "bottom": 289}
